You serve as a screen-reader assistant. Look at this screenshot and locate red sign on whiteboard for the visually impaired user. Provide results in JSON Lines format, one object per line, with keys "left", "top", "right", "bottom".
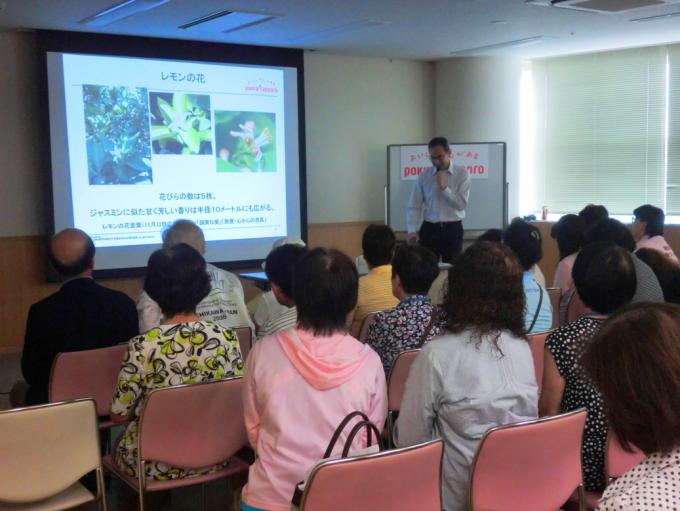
{"left": 400, "top": 145, "right": 489, "bottom": 181}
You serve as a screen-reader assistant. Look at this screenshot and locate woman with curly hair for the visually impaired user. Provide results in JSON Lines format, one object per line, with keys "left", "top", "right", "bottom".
{"left": 110, "top": 243, "right": 243, "bottom": 480}
{"left": 395, "top": 241, "right": 538, "bottom": 511}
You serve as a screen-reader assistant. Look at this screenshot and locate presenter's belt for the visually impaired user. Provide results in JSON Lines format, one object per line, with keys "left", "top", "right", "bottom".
{"left": 423, "top": 220, "right": 462, "bottom": 227}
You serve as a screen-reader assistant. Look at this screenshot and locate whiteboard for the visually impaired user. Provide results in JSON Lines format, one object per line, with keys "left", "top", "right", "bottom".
{"left": 387, "top": 142, "right": 507, "bottom": 233}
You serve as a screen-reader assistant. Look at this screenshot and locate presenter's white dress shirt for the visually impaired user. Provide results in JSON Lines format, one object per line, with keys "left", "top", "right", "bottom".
{"left": 407, "top": 161, "right": 471, "bottom": 234}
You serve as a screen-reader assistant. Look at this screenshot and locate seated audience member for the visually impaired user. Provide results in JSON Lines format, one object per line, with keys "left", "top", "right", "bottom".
{"left": 635, "top": 248, "right": 680, "bottom": 304}
{"left": 632, "top": 204, "right": 679, "bottom": 264}
{"left": 579, "top": 204, "right": 609, "bottom": 228}
{"left": 137, "top": 219, "right": 254, "bottom": 332}
{"left": 551, "top": 213, "right": 585, "bottom": 290}
{"left": 241, "top": 248, "right": 387, "bottom": 511}
{"left": 584, "top": 218, "right": 664, "bottom": 303}
{"left": 551, "top": 214, "right": 586, "bottom": 323}
{"left": 20, "top": 228, "right": 138, "bottom": 405}
{"left": 396, "top": 242, "right": 538, "bottom": 511}
{"left": 540, "top": 241, "right": 637, "bottom": 493}
{"left": 349, "top": 224, "right": 399, "bottom": 337}
{"left": 481, "top": 226, "right": 546, "bottom": 286}
{"left": 427, "top": 267, "right": 448, "bottom": 306}
{"left": 256, "top": 243, "right": 309, "bottom": 340}
{"left": 252, "top": 237, "right": 306, "bottom": 336}
{"left": 110, "top": 243, "right": 243, "bottom": 480}
{"left": 477, "top": 228, "right": 503, "bottom": 242}
{"left": 365, "top": 244, "right": 443, "bottom": 374}
{"left": 503, "top": 220, "right": 553, "bottom": 332}
{"left": 583, "top": 303, "right": 680, "bottom": 510}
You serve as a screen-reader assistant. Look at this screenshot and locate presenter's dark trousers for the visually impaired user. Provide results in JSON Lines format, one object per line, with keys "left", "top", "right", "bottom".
{"left": 419, "top": 220, "right": 463, "bottom": 263}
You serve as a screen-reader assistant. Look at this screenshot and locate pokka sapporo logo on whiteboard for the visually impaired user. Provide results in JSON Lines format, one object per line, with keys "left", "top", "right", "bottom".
{"left": 245, "top": 79, "right": 279, "bottom": 94}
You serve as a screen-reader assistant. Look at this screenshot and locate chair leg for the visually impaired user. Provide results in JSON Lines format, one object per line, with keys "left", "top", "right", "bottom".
{"left": 96, "top": 467, "right": 108, "bottom": 511}
{"left": 201, "top": 483, "right": 206, "bottom": 511}
{"left": 577, "top": 485, "right": 586, "bottom": 511}
{"left": 138, "top": 464, "right": 146, "bottom": 511}
{"left": 386, "top": 411, "right": 395, "bottom": 448}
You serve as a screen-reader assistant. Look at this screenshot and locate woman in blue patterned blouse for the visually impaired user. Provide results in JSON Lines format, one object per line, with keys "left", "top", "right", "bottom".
{"left": 365, "top": 244, "right": 442, "bottom": 374}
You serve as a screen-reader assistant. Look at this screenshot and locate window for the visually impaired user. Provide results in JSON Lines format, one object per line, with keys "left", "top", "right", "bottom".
{"left": 521, "top": 45, "right": 680, "bottom": 218}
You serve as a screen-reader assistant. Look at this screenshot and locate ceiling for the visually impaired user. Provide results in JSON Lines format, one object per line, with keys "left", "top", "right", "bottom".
{"left": 2, "top": 0, "right": 680, "bottom": 60}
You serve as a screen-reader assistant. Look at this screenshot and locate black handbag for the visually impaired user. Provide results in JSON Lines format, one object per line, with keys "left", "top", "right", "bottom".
{"left": 291, "top": 411, "right": 385, "bottom": 507}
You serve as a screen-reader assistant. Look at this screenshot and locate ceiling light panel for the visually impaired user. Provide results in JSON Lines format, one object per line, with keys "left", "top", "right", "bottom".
{"left": 630, "top": 10, "right": 680, "bottom": 20}
{"left": 79, "top": 0, "right": 170, "bottom": 26}
{"left": 179, "top": 9, "right": 281, "bottom": 33}
{"left": 451, "top": 36, "right": 550, "bottom": 55}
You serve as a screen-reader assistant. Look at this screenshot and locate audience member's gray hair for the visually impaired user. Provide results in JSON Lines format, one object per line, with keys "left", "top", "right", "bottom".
{"left": 162, "top": 219, "right": 205, "bottom": 254}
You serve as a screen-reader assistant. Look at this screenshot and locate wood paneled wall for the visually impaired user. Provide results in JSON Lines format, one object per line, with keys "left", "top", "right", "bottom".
{"left": 6, "top": 219, "right": 674, "bottom": 353}
{"left": 0, "top": 221, "right": 376, "bottom": 354}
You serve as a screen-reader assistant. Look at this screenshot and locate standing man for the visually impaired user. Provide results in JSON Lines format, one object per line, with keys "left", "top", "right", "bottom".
{"left": 407, "top": 137, "right": 471, "bottom": 262}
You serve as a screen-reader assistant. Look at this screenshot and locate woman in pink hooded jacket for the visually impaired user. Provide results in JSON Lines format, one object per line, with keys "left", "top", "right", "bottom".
{"left": 241, "top": 248, "right": 388, "bottom": 511}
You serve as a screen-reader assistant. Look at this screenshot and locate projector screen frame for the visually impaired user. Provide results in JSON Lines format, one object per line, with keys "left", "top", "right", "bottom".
{"left": 36, "top": 29, "right": 307, "bottom": 281}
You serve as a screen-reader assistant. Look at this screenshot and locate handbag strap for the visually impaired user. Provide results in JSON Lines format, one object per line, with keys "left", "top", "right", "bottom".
{"left": 416, "top": 305, "right": 439, "bottom": 349}
{"left": 528, "top": 281, "right": 544, "bottom": 332}
{"left": 323, "top": 411, "right": 371, "bottom": 459}
{"left": 341, "top": 420, "right": 384, "bottom": 458}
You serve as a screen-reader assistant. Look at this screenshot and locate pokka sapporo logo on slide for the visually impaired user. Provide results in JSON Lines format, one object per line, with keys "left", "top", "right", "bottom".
{"left": 245, "top": 79, "right": 279, "bottom": 94}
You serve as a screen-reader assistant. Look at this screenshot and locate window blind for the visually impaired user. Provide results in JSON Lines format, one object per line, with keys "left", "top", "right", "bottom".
{"left": 531, "top": 47, "right": 666, "bottom": 216}
{"left": 667, "top": 46, "right": 680, "bottom": 214}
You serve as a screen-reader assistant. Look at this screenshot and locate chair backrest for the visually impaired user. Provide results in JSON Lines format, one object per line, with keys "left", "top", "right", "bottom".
{"left": 605, "top": 433, "right": 645, "bottom": 480}
{"left": 358, "top": 312, "right": 380, "bottom": 343}
{"left": 469, "top": 409, "right": 587, "bottom": 511}
{"left": 300, "top": 439, "right": 443, "bottom": 511}
{"left": 567, "top": 291, "right": 591, "bottom": 323}
{"left": 387, "top": 349, "right": 420, "bottom": 411}
{"left": 526, "top": 332, "right": 549, "bottom": 394}
{"left": 49, "top": 343, "right": 128, "bottom": 415}
{"left": 0, "top": 398, "right": 100, "bottom": 503}
{"left": 138, "top": 377, "right": 247, "bottom": 470}
{"left": 546, "top": 287, "right": 561, "bottom": 328}
{"left": 234, "top": 326, "right": 252, "bottom": 361}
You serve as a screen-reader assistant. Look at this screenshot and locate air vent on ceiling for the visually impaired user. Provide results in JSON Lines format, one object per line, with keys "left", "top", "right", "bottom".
{"left": 527, "top": 0, "right": 680, "bottom": 13}
{"left": 179, "top": 8, "right": 280, "bottom": 33}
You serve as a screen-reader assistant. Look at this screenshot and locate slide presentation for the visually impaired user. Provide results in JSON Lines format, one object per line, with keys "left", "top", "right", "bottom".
{"left": 46, "top": 51, "right": 302, "bottom": 272}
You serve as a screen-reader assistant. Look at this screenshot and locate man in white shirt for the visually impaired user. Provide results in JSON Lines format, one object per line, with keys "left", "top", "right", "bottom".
{"left": 137, "top": 219, "right": 254, "bottom": 332}
{"left": 407, "top": 137, "right": 471, "bottom": 263}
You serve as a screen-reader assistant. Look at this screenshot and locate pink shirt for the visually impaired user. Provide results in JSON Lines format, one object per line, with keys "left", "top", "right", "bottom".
{"left": 553, "top": 253, "right": 578, "bottom": 325}
{"left": 636, "top": 235, "right": 679, "bottom": 265}
{"left": 241, "top": 327, "right": 388, "bottom": 511}
{"left": 552, "top": 252, "right": 577, "bottom": 292}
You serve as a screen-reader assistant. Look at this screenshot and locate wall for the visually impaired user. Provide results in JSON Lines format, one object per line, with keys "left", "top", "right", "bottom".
{"left": 304, "top": 52, "right": 435, "bottom": 223}
{"left": 0, "top": 32, "right": 44, "bottom": 237}
{"left": 434, "top": 57, "right": 523, "bottom": 219}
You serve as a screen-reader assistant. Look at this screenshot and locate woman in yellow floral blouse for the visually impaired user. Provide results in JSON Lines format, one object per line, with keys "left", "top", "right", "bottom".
{"left": 110, "top": 243, "right": 243, "bottom": 480}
